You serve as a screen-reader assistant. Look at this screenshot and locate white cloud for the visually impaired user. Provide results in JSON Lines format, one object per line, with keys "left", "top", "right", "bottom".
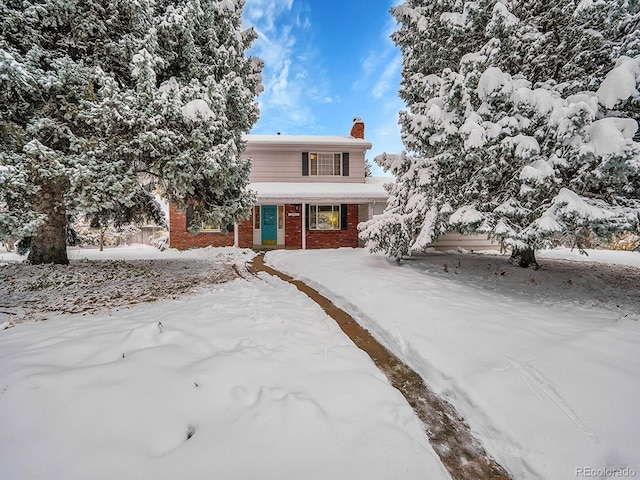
{"left": 242, "top": 0, "right": 406, "bottom": 146}
{"left": 372, "top": 54, "right": 402, "bottom": 99}
{"left": 269, "top": 59, "right": 292, "bottom": 106}
{"left": 355, "top": 4, "right": 402, "bottom": 100}
{"left": 242, "top": 0, "right": 294, "bottom": 34}
{"left": 383, "top": 6, "right": 401, "bottom": 38}
{"left": 361, "top": 50, "right": 379, "bottom": 76}
{"left": 242, "top": 0, "right": 329, "bottom": 133}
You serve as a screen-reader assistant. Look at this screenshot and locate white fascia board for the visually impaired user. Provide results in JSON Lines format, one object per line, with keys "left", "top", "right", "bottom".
{"left": 250, "top": 182, "right": 389, "bottom": 204}
{"left": 244, "top": 134, "right": 373, "bottom": 151}
{"left": 254, "top": 196, "right": 382, "bottom": 204}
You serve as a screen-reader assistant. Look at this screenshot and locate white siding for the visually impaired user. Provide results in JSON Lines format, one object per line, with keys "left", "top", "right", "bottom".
{"left": 244, "top": 146, "right": 366, "bottom": 183}
{"left": 372, "top": 201, "right": 386, "bottom": 216}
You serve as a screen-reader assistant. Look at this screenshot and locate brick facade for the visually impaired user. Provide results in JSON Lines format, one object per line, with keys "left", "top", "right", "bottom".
{"left": 282, "top": 203, "right": 359, "bottom": 249}
{"left": 169, "top": 203, "right": 234, "bottom": 250}
{"left": 170, "top": 202, "right": 360, "bottom": 250}
{"left": 238, "top": 218, "right": 253, "bottom": 248}
{"left": 306, "top": 204, "right": 359, "bottom": 249}
{"left": 284, "top": 204, "right": 303, "bottom": 249}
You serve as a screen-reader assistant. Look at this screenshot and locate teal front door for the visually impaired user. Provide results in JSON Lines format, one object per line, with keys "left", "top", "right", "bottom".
{"left": 261, "top": 205, "right": 277, "bottom": 245}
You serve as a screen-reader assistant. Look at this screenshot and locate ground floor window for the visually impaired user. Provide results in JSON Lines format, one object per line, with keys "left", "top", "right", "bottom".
{"left": 200, "top": 222, "right": 221, "bottom": 232}
{"left": 186, "top": 204, "right": 221, "bottom": 232}
{"left": 309, "top": 205, "right": 341, "bottom": 230}
{"left": 200, "top": 209, "right": 221, "bottom": 231}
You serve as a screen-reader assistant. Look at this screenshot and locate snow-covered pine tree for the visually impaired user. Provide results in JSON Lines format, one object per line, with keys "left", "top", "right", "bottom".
{"left": 361, "top": 0, "right": 640, "bottom": 266}
{"left": 0, "top": 0, "right": 262, "bottom": 264}
{"left": 359, "top": 152, "right": 439, "bottom": 262}
{"left": 82, "top": 185, "right": 165, "bottom": 251}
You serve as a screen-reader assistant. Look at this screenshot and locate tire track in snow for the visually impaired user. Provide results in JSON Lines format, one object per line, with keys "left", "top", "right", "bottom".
{"left": 503, "top": 355, "right": 600, "bottom": 443}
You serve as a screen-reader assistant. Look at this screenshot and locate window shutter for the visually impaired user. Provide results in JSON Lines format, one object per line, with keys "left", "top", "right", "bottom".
{"left": 340, "top": 204, "right": 348, "bottom": 230}
{"left": 302, "top": 152, "right": 309, "bottom": 176}
{"left": 186, "top": 204, "right": 194, "bottom": 231}
{"left": 342, "top": 152, "right": 349, "bottom": 176}
{"left": 305, "top": 204, "right": 310, "bottom": 230}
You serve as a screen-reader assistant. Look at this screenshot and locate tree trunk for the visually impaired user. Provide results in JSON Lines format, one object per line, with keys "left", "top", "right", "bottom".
{"left": 510, "top": 246, "right": 539, "bottom": 269}
{"left": 27, "top": 184, "right": 69, "bottom": 265}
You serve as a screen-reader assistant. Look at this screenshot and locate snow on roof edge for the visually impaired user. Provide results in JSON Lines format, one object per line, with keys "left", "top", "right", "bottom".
{"left": 250, "top": 181, "right": 389, "bottom": 202}
{"left": 244, "top": 134, "right": 373, "bottom": 149}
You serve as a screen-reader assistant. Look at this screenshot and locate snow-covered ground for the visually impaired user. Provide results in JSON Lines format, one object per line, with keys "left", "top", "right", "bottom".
{"left": 1, "top": 244, "right": 639, "bottom": 479}
{"left": 0, "top": 245, "right": 448, "bottom": 480}
{"left": 0, "top": 246, "right": 251, "bottom": 323}
{"left": 266, "top": 247, "right": 640, "bottom": 480}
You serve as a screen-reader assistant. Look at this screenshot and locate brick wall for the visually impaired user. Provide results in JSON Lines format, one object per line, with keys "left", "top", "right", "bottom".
{"left": 170, "top": 202, "right": 360, "bottom": 250}
{"left": 284, "top": 204, "right": 303, "bottom": 249}
{"left": 350, "top": 119, "right": 365, "bottom": 139}
{"left": 238, "top": 217, "right": 253, "bottom": 248}
{"left": 306, "top": 204, "right": 359, "bottom": 249}
{"left": 169, "top": 203, "right": 234, "bottom": 250}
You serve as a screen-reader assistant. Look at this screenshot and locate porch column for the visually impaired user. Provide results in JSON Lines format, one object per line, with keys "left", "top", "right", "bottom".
{"left": 302, "top": 202, "right": 306, "bottom": 250}
{"left": 233, "top": 223, "right": 239, "bottom": 248}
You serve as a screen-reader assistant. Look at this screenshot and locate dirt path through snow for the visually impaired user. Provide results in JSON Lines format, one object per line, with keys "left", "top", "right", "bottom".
{"left": 248, "top": 253, "right": 512, "bottom": 480}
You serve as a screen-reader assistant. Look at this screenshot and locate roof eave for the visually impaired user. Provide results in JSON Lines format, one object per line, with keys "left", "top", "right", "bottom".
{"left": 243, "top": 135, "right": 373, "bottom": 150}
{"left": 254, "top": 195, "right": 388, "bottom": 204}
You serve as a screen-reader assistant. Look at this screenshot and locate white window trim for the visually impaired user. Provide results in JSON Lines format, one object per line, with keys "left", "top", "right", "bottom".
{"left": 254, "top": 205, "right": 261, "bottom": 230}
{"left": 310, "top": 152, "right": 342, "bottom": 176}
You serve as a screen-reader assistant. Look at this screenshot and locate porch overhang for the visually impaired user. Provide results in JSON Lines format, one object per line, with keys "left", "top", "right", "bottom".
{"left": 250, "top": 179, "right": 390, "bottom": 204}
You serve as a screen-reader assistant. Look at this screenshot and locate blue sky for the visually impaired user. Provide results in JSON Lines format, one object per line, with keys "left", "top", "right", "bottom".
{"left": 242, "top": 0, "right": 404, "bottom": 175}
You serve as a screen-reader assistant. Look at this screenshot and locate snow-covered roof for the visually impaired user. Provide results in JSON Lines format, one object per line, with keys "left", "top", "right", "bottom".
{"left": 244, "top": 134, "right": 372, "bottom": 150}
{"left": 250, "top": 177, "right": 391, "bottom": 203}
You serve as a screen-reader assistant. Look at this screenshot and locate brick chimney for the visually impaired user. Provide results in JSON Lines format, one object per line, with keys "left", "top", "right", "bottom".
{"left": 350, "top": 117, "right": 365, "bottom": 139}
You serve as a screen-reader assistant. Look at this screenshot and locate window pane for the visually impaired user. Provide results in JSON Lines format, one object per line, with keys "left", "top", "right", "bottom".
{"left": 322, "top": 153, "right": 333, "bottom": 175}
{"left": 310, "top": 152, "right": 341, "bottom": 176}
{"left": 316, "top": 205, "right": 339, "bottom": 230}
{"left": 309, "top": 205, "right": 317, "bottom": 229}
{"left": 201, "top": 222, "right": 220, "bottom": 231}
{"left": 277, "top": 205, "right": 284, "bottom": 229}
{"left": 202, "top": 207, "right": 222, "bottom": 231}
{"left": 263, "top": 206, "right": 276, "bottom": 226}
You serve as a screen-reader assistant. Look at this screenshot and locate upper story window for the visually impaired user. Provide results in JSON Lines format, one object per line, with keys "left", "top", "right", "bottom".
{"left": 302, "top": 151, "right": 349, "bottom": 177}
{"left": 310, "top": 153, "right": 341, "bottom": 176}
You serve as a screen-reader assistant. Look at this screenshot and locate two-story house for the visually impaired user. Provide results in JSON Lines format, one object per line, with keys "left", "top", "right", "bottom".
{"left": 168, "top": 118, "right": 389, "bottom": 250}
